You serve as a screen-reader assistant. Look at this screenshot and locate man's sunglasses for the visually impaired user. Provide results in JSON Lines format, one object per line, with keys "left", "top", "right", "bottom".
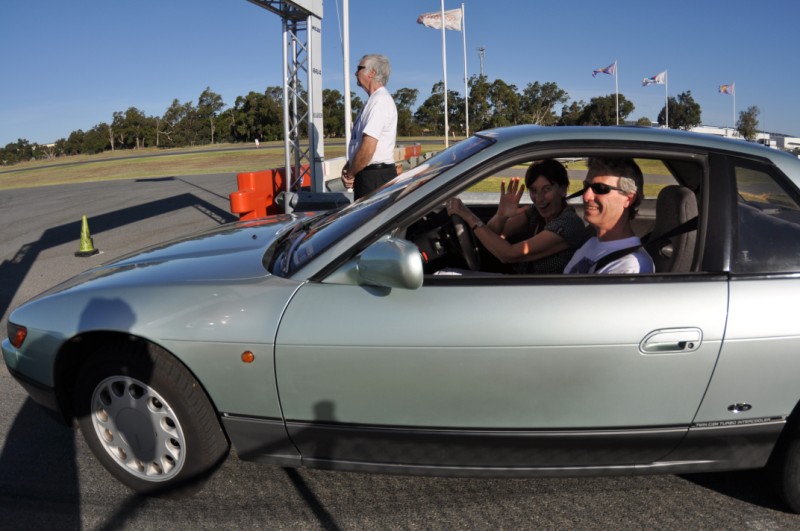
{"left": 581, "top": 181, "right": 628, "bottom": 195}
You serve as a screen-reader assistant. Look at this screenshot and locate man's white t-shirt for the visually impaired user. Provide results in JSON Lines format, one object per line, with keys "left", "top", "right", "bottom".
{"left": 564, "top": 236, "right": 655, "bottom": 274}
{"left": 348, "top": 86, "right": 397, "bottom": 165}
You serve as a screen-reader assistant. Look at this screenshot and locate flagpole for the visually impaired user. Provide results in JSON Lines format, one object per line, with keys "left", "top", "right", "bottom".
{"left": 615, "top": 60, "right": 619, "bottom": 125}
{"left": 462, "top": 3, "right": 468, "bottom": 137}
{"left": 664, "top": 70, "right": 669, "bottom": 128}
{"left": 732, "top": 82, "right": 736, "bottom": 134}
{"left": 342, "top": 0, "right": 352, "bottom": 154}
{"left": 441, "top": 0, "right": 449, "bottom": 148}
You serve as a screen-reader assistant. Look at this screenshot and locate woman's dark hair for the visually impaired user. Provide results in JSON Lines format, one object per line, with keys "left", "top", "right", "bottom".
{"left": 524, "top": 159, "right": 569, "bottom": 189}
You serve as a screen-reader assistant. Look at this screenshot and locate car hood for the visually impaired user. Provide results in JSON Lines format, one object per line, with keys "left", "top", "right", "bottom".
{"left": 8, "top": 214, "right": 318, "bottom": 356}
{"left": 41, "top": 214, "right": 314, "bottom": 296}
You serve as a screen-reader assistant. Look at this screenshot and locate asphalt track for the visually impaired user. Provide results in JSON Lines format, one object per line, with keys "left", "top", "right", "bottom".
{"left": 1, "top": 174, "right": 800, "bottom": 529}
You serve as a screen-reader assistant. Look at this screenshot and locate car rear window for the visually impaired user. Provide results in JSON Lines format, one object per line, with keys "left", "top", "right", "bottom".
{"left": 734, "top": 161, "right": 800, "bottom": 273}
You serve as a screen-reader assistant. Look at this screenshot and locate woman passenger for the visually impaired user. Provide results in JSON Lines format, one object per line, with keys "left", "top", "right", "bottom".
{"left": 446, "top": 159, "right": 587, "bottom": 274}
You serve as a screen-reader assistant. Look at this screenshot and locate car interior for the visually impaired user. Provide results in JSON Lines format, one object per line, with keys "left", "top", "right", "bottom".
{"left": 402, "top": 154, "right": 703, "bottom": 276}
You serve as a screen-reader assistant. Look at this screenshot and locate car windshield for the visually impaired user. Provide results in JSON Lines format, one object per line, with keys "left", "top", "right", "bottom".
{"left": 267, "top": 135, "right": 494, "bottom": 277}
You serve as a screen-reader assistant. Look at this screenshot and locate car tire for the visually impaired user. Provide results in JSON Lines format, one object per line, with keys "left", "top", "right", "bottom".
{"left": 770, "top": 427, "right": 800, "bottom": 513}
{"left": 73, "top": 338, "right": 229, "bottom": 496}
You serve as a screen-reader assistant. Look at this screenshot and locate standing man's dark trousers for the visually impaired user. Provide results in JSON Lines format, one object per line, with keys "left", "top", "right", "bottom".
{"left": 353, "top": 163, "right": 397, "bottom": 200}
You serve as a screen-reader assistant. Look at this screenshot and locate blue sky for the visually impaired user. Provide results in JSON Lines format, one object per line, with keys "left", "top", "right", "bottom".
{"left": 2, "top": 0, "right": 798, "bottom": 147}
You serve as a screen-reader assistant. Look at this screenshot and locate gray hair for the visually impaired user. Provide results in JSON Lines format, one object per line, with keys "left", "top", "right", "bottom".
{"left": 361, "top": 54, "right": 391, "bottom": 85}
{"left": 586, "top": 157, "right": 644, "bottom": 219}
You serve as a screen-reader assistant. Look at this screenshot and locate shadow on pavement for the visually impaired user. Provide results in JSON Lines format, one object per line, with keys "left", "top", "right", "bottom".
{"left": 0, "top": 193, "right": 237, "bottom": 323}
{"left": 0, "top": 192, "right": 236, "bottom": 525}
{"left": 680, "top": 470, "right": 790, "bottom": 512}
{"left": 0, "top": 399, "right": 81, "bottom": 527}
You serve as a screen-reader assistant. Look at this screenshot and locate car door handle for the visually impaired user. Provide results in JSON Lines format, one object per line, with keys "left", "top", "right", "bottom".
{"left": 639, "top": 328, "right": 702, "bottom": 354}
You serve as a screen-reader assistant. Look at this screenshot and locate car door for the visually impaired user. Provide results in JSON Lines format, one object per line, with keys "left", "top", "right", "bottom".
{"left": 274, "top": 273, "right": 728, "bottom": 470}
{"left": 694, "top": 155, "right": 800, "bottom": 425}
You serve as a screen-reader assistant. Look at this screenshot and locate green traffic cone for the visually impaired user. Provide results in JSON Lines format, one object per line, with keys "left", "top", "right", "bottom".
{"left": 75, "top": 215, "right": 99, "bottom": 257}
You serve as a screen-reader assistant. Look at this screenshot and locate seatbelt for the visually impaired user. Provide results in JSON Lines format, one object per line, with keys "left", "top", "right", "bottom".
{"left": 641, "top": 216, "right": 698, "bottom": 246}
{"left": 592, "top": 216, "right": 698, "bottom": 271}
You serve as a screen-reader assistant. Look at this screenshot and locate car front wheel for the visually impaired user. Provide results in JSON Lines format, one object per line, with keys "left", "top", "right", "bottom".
{"left": 73, "top": 339, "right": 229, "bottom": 496}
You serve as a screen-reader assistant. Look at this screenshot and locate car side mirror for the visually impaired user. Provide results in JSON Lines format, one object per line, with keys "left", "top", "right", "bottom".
{"left": 357, "top": 237, "right": 423, "bottom": 290}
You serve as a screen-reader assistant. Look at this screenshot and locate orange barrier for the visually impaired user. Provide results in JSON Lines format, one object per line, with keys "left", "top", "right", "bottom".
{"left": 229, "top": 166, "right": 310, "bottom": 220}
{"left": 396, "top": 143, "right": 422, "bottom": 160}
{"left": 229, "top": 145, "right": 423, "bottom": 220}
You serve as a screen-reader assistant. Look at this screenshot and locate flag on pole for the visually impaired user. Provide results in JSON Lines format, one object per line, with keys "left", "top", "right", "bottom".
{"left": 642, "top": 71, "right": 666, "bottom": 86}
{"left": 592, "top": 61, "right": 616, "bottom": 78}
{"left": 719, "top": 83, "right": 735, "bottom": 95}
{"left": 417, "top": 8, "right": 463, "bottom": 31}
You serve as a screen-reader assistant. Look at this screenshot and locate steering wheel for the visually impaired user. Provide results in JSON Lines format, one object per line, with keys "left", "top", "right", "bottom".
{"left": 451, "top": 214, "right": 481, "bottom": 271}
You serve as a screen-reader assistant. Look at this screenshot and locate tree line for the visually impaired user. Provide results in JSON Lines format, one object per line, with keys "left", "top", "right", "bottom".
{"left": 1, "top": 75, "right": 766, "bottom": 166}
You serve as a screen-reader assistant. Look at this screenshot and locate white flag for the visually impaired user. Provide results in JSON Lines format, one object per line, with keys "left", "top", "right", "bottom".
{"left": 642, "top": 71, "right": 667, "bottom": 86}
{"left": 417, "top": 8, "right": 462, "bottom": 31}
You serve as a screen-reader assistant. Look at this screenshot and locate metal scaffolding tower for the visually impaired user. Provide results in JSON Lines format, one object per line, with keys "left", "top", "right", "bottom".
{"left": 247, "top": 0, "right": 325, "bottom": 197}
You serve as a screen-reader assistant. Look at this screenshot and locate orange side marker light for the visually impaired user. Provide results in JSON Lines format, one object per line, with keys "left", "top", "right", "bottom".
{"left": 10, "top": 324, "right": 27, "bottom": 348}
{"left": 241, "top": 351, "right": 255, "bottom": 363}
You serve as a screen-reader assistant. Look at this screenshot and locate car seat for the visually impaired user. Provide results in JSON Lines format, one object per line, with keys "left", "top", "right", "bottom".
{"left": 645, "top": 185, "right": 698, "bottom": 272}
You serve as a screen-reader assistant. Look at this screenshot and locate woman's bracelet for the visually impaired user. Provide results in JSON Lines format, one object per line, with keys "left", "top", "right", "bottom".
{"left": 471, "top": 220, "right": 485, "bottom": 231}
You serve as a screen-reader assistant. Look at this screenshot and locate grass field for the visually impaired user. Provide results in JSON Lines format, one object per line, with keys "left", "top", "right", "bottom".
{"left": 0, "top": 138, "right": 671, "bottom": 198}
{"left": 0, "top": 138, "right": 444, "bottom": 191}
{"left": 470, "top": 158, "right": 671, "bottom": 198}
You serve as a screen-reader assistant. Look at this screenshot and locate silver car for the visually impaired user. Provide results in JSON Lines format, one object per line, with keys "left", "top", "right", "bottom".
{"left": 5, "top": 126, "right": 800, "bottom": 510}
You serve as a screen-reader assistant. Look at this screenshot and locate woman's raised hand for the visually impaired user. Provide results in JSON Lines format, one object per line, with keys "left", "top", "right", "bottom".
{"left": 497, "top": 177, "right": 526, "bottom": 219}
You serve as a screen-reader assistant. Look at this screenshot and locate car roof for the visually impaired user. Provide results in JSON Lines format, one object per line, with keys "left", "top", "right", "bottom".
{"left": 476, "top": 125, "right": 800, "bottom": 166}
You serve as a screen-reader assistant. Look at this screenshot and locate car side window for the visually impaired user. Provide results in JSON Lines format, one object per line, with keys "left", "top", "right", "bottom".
{"left": 734, "top": 162, "right": 800, "bottom": 273}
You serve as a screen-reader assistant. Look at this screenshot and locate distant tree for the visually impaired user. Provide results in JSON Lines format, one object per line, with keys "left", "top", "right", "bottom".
{"left": 658, "top": 91, "right": 701, "bottom": 130}
{"left": 448, "top": 91, "right": 466, "bottom": 136}
{"left": 350, "top": 92, "right": 364, "bottom": 121}
{"left": 213, "top": 111, "right": 234, "bottom": 144}
{"left": 414, "top": 82, "right": 446, "bottom": 134}
{"left": 53, "top": 138, "right": 68, "bottom": 158}
{"left": 111, "top": 111, "right": 127, "bottom": 148}
{"left": 231, "top": 88, "right": 283, "bottom": 142}
{"left": 559, "top": 101, "right": 586, "bottom": 126}
{"left": 62, "top": 130, "right": 86, "bottom": 156}
{"left": 393, "top": 87, "right": 420, "bottom": 136}
{"left": 321, "top": 88, "right": 345, "bottom": 137}
{"left": 578, "top": 94, "right": 634, "bottom": 125}
{"left": 737, "top": 105, "right": 760, "bottom": 141}
{"left": 180, "top": 103, "right": 201, "bottom": 146}
{"left": 415, "top": 82, "right": 465, "bottom": 136}
{"left": 161, "top": 99, "right": 203, "bottom": 147}
{"left": 83, "top": 124, "right": 112, "bottom": 154}
{"left": 488, "top": 79, "right": 520, "bottom": 127}
{"left": 263, "top": 87, "right": 286, "bottom": 141}
{"left": 197, "top": 87, "right": 225, "bottom": 144}
{"left": 636, "top": 117, "right": 653, "bottom": 127}
{"left": 0, "top": 139, "right": 35, "bottom": 164}
{"left": 468, "top": 74, "right": 493, "bottom": 132}
{"left": 114, "top": 107, "right": 151, "bottom": 149}
{"left": 519, "top": 81, "right": 569, "bottom": 125}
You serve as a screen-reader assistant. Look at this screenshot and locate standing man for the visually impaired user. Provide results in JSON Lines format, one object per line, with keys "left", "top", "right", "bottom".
{"left": 341, "top": 54, "right": 398, "bottom": 200}
{"left": 564, "top": 157, "right": 655, "bottom": 274}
